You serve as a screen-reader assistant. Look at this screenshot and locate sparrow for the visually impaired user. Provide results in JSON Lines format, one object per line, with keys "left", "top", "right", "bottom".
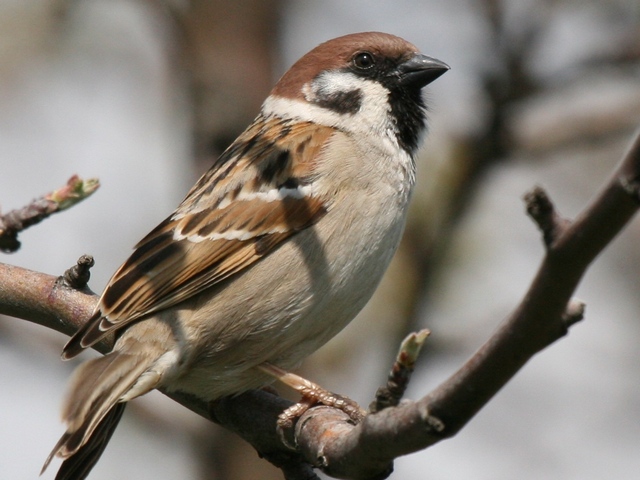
{"left": 42, "top": 31, "right": 448, "bottom": 479}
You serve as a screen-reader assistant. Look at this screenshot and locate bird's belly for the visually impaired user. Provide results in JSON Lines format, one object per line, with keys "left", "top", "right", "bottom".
{"left": 164, "top": 196, "right": 407, "bottom": 400}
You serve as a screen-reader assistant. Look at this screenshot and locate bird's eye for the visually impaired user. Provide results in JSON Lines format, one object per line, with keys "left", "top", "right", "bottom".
{"left": 353, "top": 52, "right": 375, "bottom": 70}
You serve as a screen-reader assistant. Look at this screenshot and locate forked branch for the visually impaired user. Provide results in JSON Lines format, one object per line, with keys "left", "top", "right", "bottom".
{"left": 0, "top": 128, "right": 639, "bottom": 479}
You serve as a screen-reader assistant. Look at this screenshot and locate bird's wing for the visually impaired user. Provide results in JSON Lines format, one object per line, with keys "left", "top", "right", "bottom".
{"left": 63, "top": 117, "right": 336, "bottom": 358}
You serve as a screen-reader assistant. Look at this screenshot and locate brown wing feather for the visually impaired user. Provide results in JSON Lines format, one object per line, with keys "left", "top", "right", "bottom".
{"left": 63, "top": 117, "right": 335, "bottom": 358}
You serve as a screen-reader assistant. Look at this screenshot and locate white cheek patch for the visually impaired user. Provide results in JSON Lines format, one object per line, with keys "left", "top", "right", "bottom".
{"left": 262, "top": 73, "right": 401, "bottom": 153}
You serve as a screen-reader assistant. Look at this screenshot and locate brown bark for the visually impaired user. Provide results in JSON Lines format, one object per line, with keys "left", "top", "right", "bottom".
{"left": 0, "top": 129, "right": 638, "bottom": 478}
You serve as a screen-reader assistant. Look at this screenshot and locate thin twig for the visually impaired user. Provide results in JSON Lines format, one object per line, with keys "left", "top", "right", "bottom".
{"left": 523, "top": 186, "right": 571, "bottom": 248}
{"left": 0, "top": 128, "right": 638, "bottom": 479}
{"left": 370, "top": 329, "right": 430, "bottom": 413}
{"left": 285, "top": 128, "right": 640, "bottom": 478}
{"left": 0, "top": 175, "right": 99, "bottom": 253}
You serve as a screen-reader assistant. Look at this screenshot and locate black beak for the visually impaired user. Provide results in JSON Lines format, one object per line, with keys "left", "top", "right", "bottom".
{"left": 397, "top": 54, "right": 449, "bottom": 88}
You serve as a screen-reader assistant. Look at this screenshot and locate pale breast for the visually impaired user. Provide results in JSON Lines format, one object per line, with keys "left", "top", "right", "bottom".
{"left": 163, "top": 131, "right": 414, "bottom": 399}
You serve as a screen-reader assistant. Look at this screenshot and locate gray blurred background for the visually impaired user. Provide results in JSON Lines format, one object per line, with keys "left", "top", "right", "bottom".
{"left": 1, "top": 1, "right": 639, "bottom": 479}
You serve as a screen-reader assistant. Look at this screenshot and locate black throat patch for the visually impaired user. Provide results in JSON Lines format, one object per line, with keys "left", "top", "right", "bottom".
{"left": 387, "top": 87, "right": 427, "bottom": 155}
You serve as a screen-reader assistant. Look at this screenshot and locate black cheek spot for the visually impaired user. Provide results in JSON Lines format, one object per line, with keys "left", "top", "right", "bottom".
{"left": 314, "top": 89, "right": 363, "bottom": 115}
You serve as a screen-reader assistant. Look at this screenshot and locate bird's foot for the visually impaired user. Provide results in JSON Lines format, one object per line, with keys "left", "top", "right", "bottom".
{"left": 258, "top": 363, "right": 366, "bottom": 448}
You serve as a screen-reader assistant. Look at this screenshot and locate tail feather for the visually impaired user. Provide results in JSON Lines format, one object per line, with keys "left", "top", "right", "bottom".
{"left": 61, "top": 352, "right": 144, "bottom": 434}
{"left": 42, "top": 351, "right": 156, "bottom": 477}
{"left": 43, "top": 403, "right": 126, "bottom": 480}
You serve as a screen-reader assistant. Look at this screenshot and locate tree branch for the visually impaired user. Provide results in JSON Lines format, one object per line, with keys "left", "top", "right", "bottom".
{"left": 0, "top": 175, "right": 99, "bottom": 253}
{"left": 0, "top": 128, "right": 638, "bottom": 479}
{"left": 285, "top": 128, "right": 640, "bottom": 477}
{"left": 370, "top": 329, "right": 430, "bottom": 414}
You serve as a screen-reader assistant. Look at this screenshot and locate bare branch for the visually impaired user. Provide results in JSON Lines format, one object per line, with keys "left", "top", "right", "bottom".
{"left": 370, "top": 329, "right": 430, "bottom": 413}
{"left": 0, "top": 263, "right": 102, "bottom": 343}
{"left": 277, "top": 128, "right": 640, "bottom": 479}
{"left": 524, "top": 186, "right": 571, "bottom": 247}
{"left": 0, "top": 175, "right": 99, "bottom": 253}
{"left": 0, "top": 262, "right": 303, "bottom": 472}
{"left": 209, "top": 391, "right": 317, "bottom": 480}
{"left": 0, "top": 129, "right": 638, "bottom": 479}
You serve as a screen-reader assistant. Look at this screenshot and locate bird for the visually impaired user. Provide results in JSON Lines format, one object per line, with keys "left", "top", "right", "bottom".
{"left": 42, "top": 31, "right": 448, "bottom": 479}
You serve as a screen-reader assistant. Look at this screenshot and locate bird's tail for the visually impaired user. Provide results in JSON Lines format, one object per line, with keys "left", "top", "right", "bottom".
{"left": 42, "top": 350, "right": 158, "bottom": 479}
{"left": 49, "top": 402, "right": 126, "bottom": 480}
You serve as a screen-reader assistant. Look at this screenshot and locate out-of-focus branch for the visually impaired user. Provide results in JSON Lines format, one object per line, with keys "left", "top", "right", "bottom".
{"left": 370, "top": 329, "right": 430, "bottom": 414}
{"left": 0, "top": 175, "right": 99, "bottom": 253}
{"left": 287, "top": 128, "right": 640, "bottom": 478}
{"left": 0, "top": 128, "right": 638, "bottom": 479}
